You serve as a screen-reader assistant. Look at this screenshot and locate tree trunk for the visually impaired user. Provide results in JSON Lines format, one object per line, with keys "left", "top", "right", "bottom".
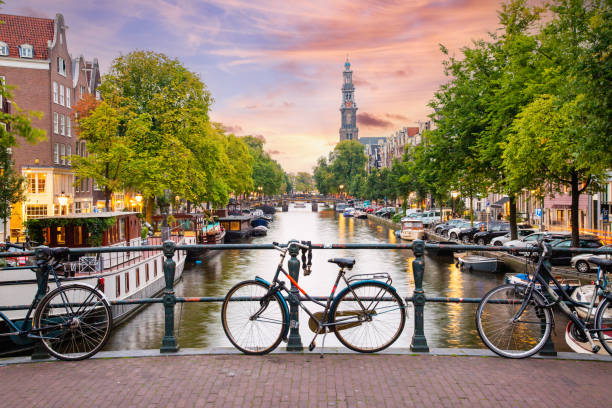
{"left": 2, "top": 217, "right": 7, "bottom": 241}
{"left": 509, "top": 194, "right": 518, "bottom": 240}
{"left": 104, "top": 188, "right": 111, "bottom": 212}
{"left": 570, "top": 172, "right": 580, "bottom": 247}
{"left": 469, "top": 193, "right": 474, "bottom": 227}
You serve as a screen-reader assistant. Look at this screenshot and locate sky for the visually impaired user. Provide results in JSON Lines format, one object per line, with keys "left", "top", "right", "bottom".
{"left": 3, "top": 0, "right": 505, "bottom": 173}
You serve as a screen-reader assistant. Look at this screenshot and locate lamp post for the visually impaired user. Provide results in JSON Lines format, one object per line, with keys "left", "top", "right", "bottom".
{"left": 135, "top": 193, "right": 143, "bottom": 213}
{"left": 451, "top": 191, "right": 459, "bottom": 219}
{"left": 339, "top": 184, "right": 344, "bottom": 200}
{"left": 257, "top": 186, "right": 263, "bottom": 202}
{"left": 57, "top": 192, "right": 68, "bottom": 215}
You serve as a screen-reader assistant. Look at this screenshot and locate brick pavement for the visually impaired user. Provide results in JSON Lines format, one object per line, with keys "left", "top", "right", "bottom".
{"left": 1, "top": 353, "right": 610, "bottom": 407}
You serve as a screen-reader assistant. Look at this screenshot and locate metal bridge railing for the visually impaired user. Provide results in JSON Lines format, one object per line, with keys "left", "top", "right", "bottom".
{"left": 2, "top": 241, "right": 612, "bottom": 359}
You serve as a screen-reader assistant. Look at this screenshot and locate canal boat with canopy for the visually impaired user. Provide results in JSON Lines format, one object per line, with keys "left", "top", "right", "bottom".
{"left": 0, "top": 212, "right": 194, "bottom": 356}
{"left": 400, "top": 219, "right": 425, "bottom": 241}
{"left": 219, "top": 215, "right": 252, "bottom": 242}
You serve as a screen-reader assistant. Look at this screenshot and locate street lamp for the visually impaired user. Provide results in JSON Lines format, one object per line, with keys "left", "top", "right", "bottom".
{"left": 135, "top": 193, "right": 143, "bottom": 213}
{"left": 57, "top": 192, "right": 68, "bottom": 215}
{"left": 451, "top": 191, "right": 459, "bottom": 219}
{"left": 339, "top": 184, "right": 344, "bottom": 199}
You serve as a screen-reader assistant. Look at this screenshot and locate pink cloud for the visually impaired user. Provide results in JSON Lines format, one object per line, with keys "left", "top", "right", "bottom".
{"left": 357, "top": 113, "right": 393, "bottom": 129}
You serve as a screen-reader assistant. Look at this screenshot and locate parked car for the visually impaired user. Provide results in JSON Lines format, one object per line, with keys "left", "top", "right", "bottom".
{"left": 444, "top": 220, "right": 472, "bottom": 240}
{"left": 472, "top": 223, "right": 511, "bottom": 245}
{"left": 548, "top": 236, "right": 603, "bottom": 266}
{"left": 503, "top": 232, "right": 570, "bottom": 250}
{"left": 457, "top": 222, "right": 485, "bottom": 243}
{"left": 420, "top": 210, "right": 444, "bottom": 227}
{"left": 434, "top": 219, "right": 466, "bottom": 236}
{"left": 491, "top": 229, "right": 536, "bottom": 246}
{"left": 570, "top": 245, "right": 612, "bottom": 273}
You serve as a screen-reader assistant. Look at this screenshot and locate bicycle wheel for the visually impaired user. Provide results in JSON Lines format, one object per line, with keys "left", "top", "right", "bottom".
{"left": 476, "top": 284, "right": 552, "bottom": 358}
{"left": 331, "top": 281, "right": 406, "bottom": 353}
{"left": 221, "top": 280, "right": 287, "bottom": 355}
{"left": 34, "top": 283, "right": 112, "bottom": 361}
{"left": 595, "top": 297, "right": 612, "bottom": 355}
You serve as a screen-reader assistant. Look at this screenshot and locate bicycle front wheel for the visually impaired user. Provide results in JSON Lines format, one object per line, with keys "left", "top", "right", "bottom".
{"left": 221, "top": 280, "right": 287, "bottom": 355}
{"left": 34, "top": 283, "right": 112, "bottom": 361}
{"left": 331, "top": 281, "right": 406, "bottom": 353}
{"left": 595, "top": 297, "right": 612, "bottom": 355}
{"left": 476, "top": 284, "right": 552, "bottom": 358}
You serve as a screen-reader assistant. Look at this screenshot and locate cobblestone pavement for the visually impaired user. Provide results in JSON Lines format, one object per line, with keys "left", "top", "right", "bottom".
{"left": 1, "top": 353, "right": 610, "bottom": 407}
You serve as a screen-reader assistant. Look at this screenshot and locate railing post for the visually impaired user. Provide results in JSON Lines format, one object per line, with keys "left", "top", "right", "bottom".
{"left": 31, "top": 248, "right": 50, "bottom": 360}
{"left": 160, "top": 240, "right": 179, "bottom": 353}
{"left": 410, "top": 239, "right": 430, "bottom": 352}
{"left": 286, "top": 240, "right": 303, "bottom": 351}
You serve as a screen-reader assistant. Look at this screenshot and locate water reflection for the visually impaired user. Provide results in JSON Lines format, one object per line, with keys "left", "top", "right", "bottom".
{"left": 105, "top": 205, "right": 570, "bottom": 351}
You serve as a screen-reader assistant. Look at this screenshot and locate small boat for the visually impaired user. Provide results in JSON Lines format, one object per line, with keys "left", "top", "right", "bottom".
{"left": 400, "top": 219, "right": 425, "bottom": 241}
{"left": 218, "top": 215, "right": 253, "bottom": 242}
{"left": 570, "top": 284, "right": 612, "bottom": 320}
{"left": 354, "top": 210, "right": 368, "bottom": 219}
{"left": 343, "top": 207, "right": 355, "bottom": 217}
{"left": 251, "top": 225, "right": 268, "bottom": 237}
{"left": 565, "top": 321, "right": 610, "bottom": 355}
{"left": 456, "top": 255, "right": 501, "bottom": 273}
{"left": 504, "top": 273, "right": 580, "bottom": 296}
{"left": 251, "top": 217, "right": 270, "bottom": 228}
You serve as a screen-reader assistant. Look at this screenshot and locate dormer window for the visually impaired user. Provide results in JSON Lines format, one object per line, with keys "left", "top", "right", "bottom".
{"left": 0, "top": 42, "right": 8, "bottom": 56}
{"left": 19, "top": 44, "right": 33, "bottom": 59}
{"left": 57, "top": 57, "right": 66, "bottom": 75}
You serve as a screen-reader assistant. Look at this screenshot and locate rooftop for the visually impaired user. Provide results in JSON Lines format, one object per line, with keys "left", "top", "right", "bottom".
{"left": 0, "top": 14, "right": 55, "bottom": 60}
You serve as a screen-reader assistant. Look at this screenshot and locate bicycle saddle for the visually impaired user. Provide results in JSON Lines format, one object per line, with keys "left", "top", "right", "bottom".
{"left": 588, "top": 257, "right": 612, "bottom": 269}
{"left": 328, "top": 257, "right": 355, "bottom": 269}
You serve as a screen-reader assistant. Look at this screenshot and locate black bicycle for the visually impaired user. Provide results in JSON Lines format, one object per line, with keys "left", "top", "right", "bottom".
{"left": 0, "top": 246, "right": 112, "bottom": 360}
{"left": 476, "top": 242, "right": 612, "bottom": 358}
{"left": 221, "top": 240, "right": 406, "bottom": 355}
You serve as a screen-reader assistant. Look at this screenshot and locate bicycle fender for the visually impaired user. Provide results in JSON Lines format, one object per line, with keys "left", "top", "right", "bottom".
{"left": 328, "top": 280, "right": 401, "bottom": 323}
{"left": 255, "top": 276, "right": 290, "bottom": 340}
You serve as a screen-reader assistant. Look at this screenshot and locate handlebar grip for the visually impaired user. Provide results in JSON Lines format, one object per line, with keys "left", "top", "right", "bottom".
{"left": 272, "top": 241, "right": 279, "bottom": 247}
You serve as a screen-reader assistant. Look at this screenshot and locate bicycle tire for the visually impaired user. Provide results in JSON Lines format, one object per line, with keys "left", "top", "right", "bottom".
{"left": 221, "top": 280, "right": 287, "bottom": 355}
{"left": 476, "top": 284, "right": 552, "bottom": 359}
{"left": 595, "top": 297, "right": 612, "bottom": 355}
{"left": 34, "top": 283, "right": 112, "bottom": 361}
{"left": 330, "top": 280, "right": 406, "bottom": 353}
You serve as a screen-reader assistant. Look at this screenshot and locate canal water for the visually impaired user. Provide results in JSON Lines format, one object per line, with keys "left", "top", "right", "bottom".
{"left": 105, "top": 204, "right": 571, "bottom": 351}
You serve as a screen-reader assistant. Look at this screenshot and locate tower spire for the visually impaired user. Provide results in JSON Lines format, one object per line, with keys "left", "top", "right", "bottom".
{"left": 339, "top": 58, "right": 358, "bottom": 142}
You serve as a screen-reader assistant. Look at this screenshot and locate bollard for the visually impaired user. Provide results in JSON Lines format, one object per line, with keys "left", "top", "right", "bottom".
{"left": 410, "top": 239, "right": 430, "bottom": 352}
{"left": 286, "top": 240, "right": 304, "bottom": 351}
{"left": 160, "top": 240, "right": 179, "bottom": 353}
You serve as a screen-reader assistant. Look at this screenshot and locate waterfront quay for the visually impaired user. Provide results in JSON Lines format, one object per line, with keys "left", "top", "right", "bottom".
{"left": 2, "top": 350, "right": 611, "bottom": 407}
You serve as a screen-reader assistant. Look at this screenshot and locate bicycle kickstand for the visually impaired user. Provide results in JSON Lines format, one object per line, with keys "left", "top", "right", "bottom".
{"left": 320, "top": 327, "right": 329, "bottom": 359}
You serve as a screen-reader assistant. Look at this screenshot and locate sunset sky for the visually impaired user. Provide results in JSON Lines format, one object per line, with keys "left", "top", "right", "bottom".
{"left": 4, "top": 0, "right": 505, "bottom": 172}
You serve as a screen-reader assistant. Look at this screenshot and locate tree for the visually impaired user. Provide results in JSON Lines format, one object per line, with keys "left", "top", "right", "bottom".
{"left": 294, "top": 172, "right": 314, "bottom": 193}
{"left": 329, "top": 140, "right": 367, "bottom": 196}
{"left": 242, "top": 136, "right": 285, "bottom": 196}
{"left": 0, "top": 148, "right": 24, "bottom": 239}
{"left": 313, "top": 157, "right": 334, "bottom": 195}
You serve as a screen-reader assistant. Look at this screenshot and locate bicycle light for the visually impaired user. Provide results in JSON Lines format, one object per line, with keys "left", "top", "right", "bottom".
{"left": 98, "top": 277, "right": 105, "bottom": 292}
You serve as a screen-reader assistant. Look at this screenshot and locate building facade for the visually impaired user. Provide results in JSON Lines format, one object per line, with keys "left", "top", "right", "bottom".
{"left": 339, "top": 58, "right": 358, "bottom": 142}
{"left": 0, "top": 13, "right": 100, "bottom": 239}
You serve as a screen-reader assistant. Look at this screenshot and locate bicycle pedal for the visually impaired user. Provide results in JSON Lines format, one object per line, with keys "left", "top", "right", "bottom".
{"left": 308, "top": 342, "right": 316, "bottom": 352}
{"left": 592, "top": 345, "right": 601, "bottom": 354}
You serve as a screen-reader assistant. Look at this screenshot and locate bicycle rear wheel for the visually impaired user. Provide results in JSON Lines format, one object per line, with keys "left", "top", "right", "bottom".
{"left": 331, "top": 281, "right": 406, "bottom": 353}
{"left": 221, "top": 280, "right": 287, "bottom": 355}
{"left": 34, "top": 283, "right": 112, "bottom": 361}
{"left": 476, "top": 284, "right": 552, "bottom": 358}
{"left": 595, "top": 297, "right": 612, "bottom": 355}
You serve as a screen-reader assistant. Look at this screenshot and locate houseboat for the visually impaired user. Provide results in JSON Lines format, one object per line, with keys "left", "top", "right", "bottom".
{"left": 0, "top": 212, "right": 194, "bottom": 356}
{"left": 218, "top": 215, "right": 252, "bottom": 242}
{"left": 400, "top": 219, "right": 425, "bottom": 241}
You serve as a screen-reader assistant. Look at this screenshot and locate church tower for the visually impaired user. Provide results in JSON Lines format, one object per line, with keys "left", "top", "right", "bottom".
{"left": 339, "top": 57, "right": 358, "bottom": 142}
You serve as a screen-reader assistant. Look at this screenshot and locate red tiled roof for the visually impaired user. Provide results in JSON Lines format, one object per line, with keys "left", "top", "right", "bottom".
{"left": 406, "top": 127, "right": 419, "bottom": 137}
{"left": 0, "top": 14, "right": 55, "bottom": 60}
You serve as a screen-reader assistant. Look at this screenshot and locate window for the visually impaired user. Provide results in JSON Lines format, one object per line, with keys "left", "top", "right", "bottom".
{"left": 59, "top": 85, "right": 64, "bottom": 106}
{"left": 116, "top": 276, "right": 120, "bottom": 297}
{"left": 66, "top": 88, "right": 71, "bottom": 108}
{"left": 53, "top": 82, "right": 58, "bottom": 103}
{"left": 57, "top": 57, "right": 66, "bottom": 75}
{"left": 53, "top": 143, "right": 59, "bottom": 164}
{"left": 125, "top": 272, "right": 130, "bottom": 293}
{"left": 66, "top": 145, "right": 71, "bottom": 165}
{"left": 27, "top": 173, "right": 46, "bottom": 193}
{"left": 136, "top": 267, "right": 140, "bottom": 287}
{"left": 0, "top": 41, "right": 8, "bottom": 56}
{"left": 19, "top": 44, "right": 33, "bottom": 58}
{"left": 81, "top": 141, "right": 86, "bottom": 156}
{"left": 80, "top": 85, "right": 84, "bottom": 99}
{"left": 53, "top": 112, "right": 58, "bottom": 133}
{"left": 27, "top": 173, "right": 36, "bottom": 193}
{"left": 25, "top": 204, "right": 47, "bottom": 218}
{"left": 67, "top": 118, "right": 71, "bottom": 137}
{"left": 60, "top": 114, "right": 65, "bottom": 135}
{"left": 75, "top": 140, "right": 79, "bottom": 157}
{"left": 60, "top": 144, "right": 66, "bottom": 165}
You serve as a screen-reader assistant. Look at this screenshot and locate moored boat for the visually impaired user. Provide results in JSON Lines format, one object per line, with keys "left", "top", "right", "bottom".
{"left": 218, "top": 215, "right": 252, "bottom": 242}
{"left": 400, "top": 219, "right": 425, "bottom": 241}
{"left": 457, "top": 255, "right": 502, "bottom": 273}
{"left": 343, "top": 207, "right": 355, "bottom": 217}
{"left": 354, "top": 210, "right": 367, "bottom": 219}
{"left": 251, "top": 225, "right": 268, "bottom": 237}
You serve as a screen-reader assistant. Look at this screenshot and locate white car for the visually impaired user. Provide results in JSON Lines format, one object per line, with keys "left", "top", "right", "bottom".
{"left": 447, "top": 221, "right": 473, "bottom": 240}
{"left": 571, "top": 247, "right": 612, "bottom": 273}
{"left": 503, "top": 232, "right": 554, "bottom": 249}
{"left": 491, "top": 229, "right": 536, "bottom": 246}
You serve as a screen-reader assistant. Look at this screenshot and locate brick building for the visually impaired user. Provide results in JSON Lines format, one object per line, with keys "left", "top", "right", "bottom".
{"left": 0, "top": 13, "right": 100, "bottom": 238}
